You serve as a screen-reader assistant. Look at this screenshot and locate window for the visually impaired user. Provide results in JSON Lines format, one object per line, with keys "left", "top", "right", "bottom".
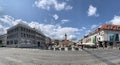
{"left": 118, "top": 27, "right": 120, "bottom": 30}
{"left": 24, "top": 34, "right": 26, "bottom": 38}
{"left": 21, "top": 27, "right": 23, "bottom": 31}
{"left": 10, "top": 40, "right": 13, "bottom": 44}
{"left": 108, "top": 25, "right": 112, "bottom": 29}
{"left": 109, "top": 34, "right": 114, "bottom": 41}
{"left": 98, "top": 32, "right": 100, "bottom": 35}
{"left": 7, "top": 41, "right": 9, "bottom": 45}
{"left": 14, "top": 40, "right": 18, "bottom": 44}
{"left": 29, "top": 29, "right": 30, "bottom": 33}
{"left": 115, "top": 26, "right": 117, "bottom": 30}
{"left": 101, "top": 31, "right": 104, "bottom": 36}
{"left": 115, "top": 34, "right": 119, "bottom": 41}
{"left": 99, "top": 37, "right": 100, "bottom": 40}
{"left": 21, "top": 33, "right": 23, "bottom": 37}
{"left": 116, "top": 26, "right": 118, "bottom": 30}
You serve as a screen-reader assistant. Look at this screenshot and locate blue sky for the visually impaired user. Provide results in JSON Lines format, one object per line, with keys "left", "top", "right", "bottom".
{"left": 0, "top": 0, "right": 120, "bottom": 41}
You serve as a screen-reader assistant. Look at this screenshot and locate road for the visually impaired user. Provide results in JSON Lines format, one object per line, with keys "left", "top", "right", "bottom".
{"left": 0, "top": 48, "right": 120, "bottom": 65}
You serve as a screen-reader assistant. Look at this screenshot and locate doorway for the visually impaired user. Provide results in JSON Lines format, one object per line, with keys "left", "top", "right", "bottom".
{"left": 38, "top": 42, "right": 40, "bottom": 47}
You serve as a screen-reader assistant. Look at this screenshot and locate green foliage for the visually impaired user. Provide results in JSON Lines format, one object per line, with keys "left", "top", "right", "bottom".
{"left": 54, "top": 40, "right": 59, "bottom": 45}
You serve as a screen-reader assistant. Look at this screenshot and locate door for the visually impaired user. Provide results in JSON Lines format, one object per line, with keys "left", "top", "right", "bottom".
{"left": 38, "top": 42, "right": 40, "bottom": 47}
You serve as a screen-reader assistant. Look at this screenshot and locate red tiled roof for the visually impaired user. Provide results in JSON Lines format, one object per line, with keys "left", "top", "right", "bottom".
{"left": 60, "top": 40, "right": 72, "bottom": 45}
{"left": 84, "top": 24, "right": 120, "bottom": 38}
{"left": 100, "top": 24, "right": 120, "bottom": 31}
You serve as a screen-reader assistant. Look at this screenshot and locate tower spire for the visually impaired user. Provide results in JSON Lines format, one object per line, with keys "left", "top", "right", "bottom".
{"left": 65, "top": 33, "right": 67, "bottom": 40}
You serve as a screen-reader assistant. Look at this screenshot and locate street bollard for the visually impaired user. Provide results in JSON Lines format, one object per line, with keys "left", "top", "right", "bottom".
{"left": 72, "top": 47, "right": 75, "bottom": 51}
{"left": 65, "top": 47, "right": 68, "bottom": 51}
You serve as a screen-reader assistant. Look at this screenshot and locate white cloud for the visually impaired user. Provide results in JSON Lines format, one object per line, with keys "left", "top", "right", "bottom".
{"left": 109, "top": 15, "right": 120, "bottom": 25}
{"left": 29, "top": 21, "right": 79, "bottom": 41}
{"left": 53, "top": 14, "right": 59, "bottom": 20}
{"left": 65, "top": 5, "right": 73, "bottom": 10}
{"left": 55, "top": 2, "right": 66, "bottom": 11}
{"left": 0, "top": 15, "right": 79, "bottom": 41}
{"left": 0, "top": 15, "right": 27, "bottom": 26}
{"left": 68, "top": 35, "right": 77, "bottom": 41}
{"left": 91, "top": 24, "right": 98, "bottom": 29}
{"left": 82, "top": 27, "right": 86, "bottom": 30}
{"left": 87, "top": 5, "right": 99, "bottom": 17}
{"left": 0, "top": 15, "right": 27, "bottom": 35}
{"left": 84, "top": 24, "right": 102, "bottom": 36}
{"left": 0, "top": 24, "right": 7, "bottom": 35}
{"left": 79, "top": 27, "right": 86, "bottom": 31}
{"left": 34, "top": 0, "right": 73, "bottom": 11}
{"left": 34, "top": 0, "right": 53, "bottom": 10}
{"left": 61, "top": 19, "right": 69, "bottom": 24}
{"left": 0, "top": 15, "right": 14, "bottom": 25}
{"left": 85, "top": 30, "right": 91, "bottom": 35}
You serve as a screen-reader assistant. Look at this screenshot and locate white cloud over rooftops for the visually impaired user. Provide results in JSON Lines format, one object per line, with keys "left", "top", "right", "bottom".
{"left": 109, "top": 15, "right": 120, "bottom": 25}
{"left": 0, "top": 15, "right": 80, "bottom": 41}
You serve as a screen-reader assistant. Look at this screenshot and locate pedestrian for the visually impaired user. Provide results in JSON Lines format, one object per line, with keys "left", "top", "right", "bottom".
{"left": 81, "top": 42, "right": 84, "bottom": 49}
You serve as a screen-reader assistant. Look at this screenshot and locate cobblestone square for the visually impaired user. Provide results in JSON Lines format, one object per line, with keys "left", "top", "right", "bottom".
{"left": 0, "top": 48, "right": 120, "bottom": 65}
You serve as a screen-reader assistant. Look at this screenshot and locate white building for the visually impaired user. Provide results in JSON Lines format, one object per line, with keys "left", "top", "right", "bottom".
{"left": 6, "top": 23, "right": 48, "bottom": 48}
{"left": 81, "top": 24, "right": 120, "bottom": 48}
{"left": 0, "top": 34, "right": 7, "bottom": 47}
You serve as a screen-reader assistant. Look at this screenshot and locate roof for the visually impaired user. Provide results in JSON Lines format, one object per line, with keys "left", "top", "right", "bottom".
{"left": 7, "top": 23, "right": 32, "bottom": 31}
{"left": 7, "top": 23, "right": 46, "bottom": 37}
{"left": 60, "top": 40, "right": 72, "bottom": 45}
{"left": 83, "top": 24, "right": 120, "bottom": 38}
{"left": 100, "top": 24, "right": 120, "bottom": 31}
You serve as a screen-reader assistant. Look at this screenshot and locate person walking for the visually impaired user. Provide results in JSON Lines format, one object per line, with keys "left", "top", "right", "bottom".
{"left": 81, "top": 42, "right": 83, "bottom": 49}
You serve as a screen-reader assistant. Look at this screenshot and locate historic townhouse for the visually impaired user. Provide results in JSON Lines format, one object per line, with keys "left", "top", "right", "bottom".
{"left": 6, "top": 23, "right": 49, "bottom": 48}
{"left": 81, "top": 24, "right": 120, "bottom": 48}
{"left": 0, "top": 34, "right": 7, "bottom": 47}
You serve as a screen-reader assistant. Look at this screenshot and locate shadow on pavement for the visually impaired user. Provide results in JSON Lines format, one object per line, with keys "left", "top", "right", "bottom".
{"left": 83, "top": 49, "right": 116, "bottom": 65}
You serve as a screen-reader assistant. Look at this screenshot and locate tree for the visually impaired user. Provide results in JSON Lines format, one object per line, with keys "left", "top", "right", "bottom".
{"left": 54, "top": 40, "right": 59, "bottom": 45}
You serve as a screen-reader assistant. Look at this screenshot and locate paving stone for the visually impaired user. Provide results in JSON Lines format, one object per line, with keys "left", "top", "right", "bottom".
{"left": 0, "top": 48, "right": 119, "bottom": 65}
